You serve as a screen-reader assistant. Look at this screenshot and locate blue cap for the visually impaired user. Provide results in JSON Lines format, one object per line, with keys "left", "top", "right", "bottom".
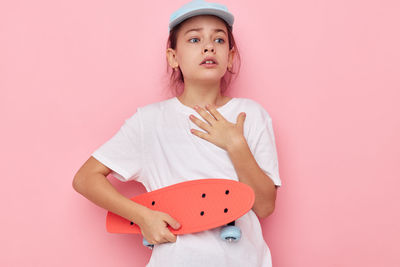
{"left": 169, "top": 0, "right": 234, "bottom": 32}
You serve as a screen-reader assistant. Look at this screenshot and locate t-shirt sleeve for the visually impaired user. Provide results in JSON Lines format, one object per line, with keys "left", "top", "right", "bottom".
{"left": 91, "top": 108, "right": 144, "bottom": 182}
{"left": 252, "top": 117, "right": 282, "bottom": 187}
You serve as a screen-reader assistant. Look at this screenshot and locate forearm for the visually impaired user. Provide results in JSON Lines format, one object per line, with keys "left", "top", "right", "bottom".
{"left": 73, "top": 173, "right": 149, "bottom": 225}
{"left": 227, "top": 137, "right": 277, "bottom": 218}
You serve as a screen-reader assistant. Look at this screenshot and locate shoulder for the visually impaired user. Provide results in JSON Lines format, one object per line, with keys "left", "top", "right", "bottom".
{"left": 125, "top": 98, "right": 178, "bottom": 128}
{"left": 139, "top": 97, "right": 174, "bottom": 112}
{"left": 233, "top": 97, "right": 272, "bottom": 123}
{"left": 132, "top": 98, "right": 173, "bottom": 118}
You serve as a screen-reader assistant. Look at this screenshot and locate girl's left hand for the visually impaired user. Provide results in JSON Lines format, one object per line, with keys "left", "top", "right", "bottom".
{"left": 189, "top": 104, "right": 246, "bottom": 151}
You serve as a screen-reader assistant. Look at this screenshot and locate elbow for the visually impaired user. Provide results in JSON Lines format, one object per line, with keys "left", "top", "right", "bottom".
{"left": 72, "top": 172, "right": 86, "bottom": 194}
{"left": 257, "top": 204, "right": 275, "bottom": 219}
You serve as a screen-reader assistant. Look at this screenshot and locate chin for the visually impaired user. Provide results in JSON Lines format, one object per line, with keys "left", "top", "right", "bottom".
{"left": 183, "top": 69, "right": 226, "bottom": 83}
{"left": 198, "top": 71, "right": 226, "bottom": 80}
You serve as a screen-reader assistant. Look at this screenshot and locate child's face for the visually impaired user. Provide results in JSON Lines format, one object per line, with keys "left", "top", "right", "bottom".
{"left": 167, "top": 15, "right": 234, "bottom": 84}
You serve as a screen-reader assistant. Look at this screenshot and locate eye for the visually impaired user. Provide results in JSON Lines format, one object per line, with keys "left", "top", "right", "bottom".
{"left": 189, "top": 38, "right": 200, "bottom": 43}
{"left": 215, "top": 38, "right": 225, "bottom": 44}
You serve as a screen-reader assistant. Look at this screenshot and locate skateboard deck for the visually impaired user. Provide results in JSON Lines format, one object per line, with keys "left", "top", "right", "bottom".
{"left": 106, "top": 178, "right": 255, "bottom": 235}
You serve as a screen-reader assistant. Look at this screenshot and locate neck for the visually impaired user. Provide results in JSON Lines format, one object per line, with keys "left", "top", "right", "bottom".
{"left": 178, "top": 79, "right": 226, "bottom": 109}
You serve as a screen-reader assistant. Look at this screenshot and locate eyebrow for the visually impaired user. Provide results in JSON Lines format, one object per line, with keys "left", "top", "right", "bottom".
{"left": 184, "top": 27, "right": 227, "bottom": 36}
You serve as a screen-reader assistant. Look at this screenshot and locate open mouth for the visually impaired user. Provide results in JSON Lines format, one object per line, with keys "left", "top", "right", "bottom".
{"left": 200, "top": 57, "right": 218, "bottom": 65}
{"left": 201, "top": 60, "right": 216, "bottom": 64}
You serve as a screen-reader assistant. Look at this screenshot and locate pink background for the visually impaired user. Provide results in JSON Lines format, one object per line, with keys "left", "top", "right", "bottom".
{"left": 1, "top": 0, "right": 399, "bottom": 266}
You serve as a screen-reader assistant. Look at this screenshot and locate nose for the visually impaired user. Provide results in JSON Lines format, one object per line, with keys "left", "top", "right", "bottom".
{"left": 203, "top": 42, "right": 215, "bottom": 53}
{"left": 204, "top": 47, "right": 214, "bottom": 53}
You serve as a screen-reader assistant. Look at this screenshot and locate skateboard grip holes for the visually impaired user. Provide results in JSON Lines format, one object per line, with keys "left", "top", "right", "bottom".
{"left": 200, "top": 211, "right": 205, "bottom": 216}
{"left": 224, "top": 208, "right": 228, "bottom": 213}
{"left": 225, "top": 190, "right": 230, "bottom": 195}
{"left": 152, "top": 201, "right": 155, "bottom": 206}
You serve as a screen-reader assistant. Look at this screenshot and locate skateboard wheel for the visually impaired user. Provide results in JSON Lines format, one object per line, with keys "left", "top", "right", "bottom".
{"left": 142, "top": 238, "right": 154, "bottom": 249}
{"left": 220, "top": 225, "right": 241, "bottom": 242}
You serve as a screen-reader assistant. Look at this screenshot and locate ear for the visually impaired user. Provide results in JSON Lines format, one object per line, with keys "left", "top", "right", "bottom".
{"left": 227, "top": 48, "right": 235, "bottom": 70}
{"left": 166, "top": 48, "right": 179, "bottom": 69}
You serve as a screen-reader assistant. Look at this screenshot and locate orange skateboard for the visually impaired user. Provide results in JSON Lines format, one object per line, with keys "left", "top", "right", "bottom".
{"left": 106, "top": 178, "right": 255, "bottom": 248}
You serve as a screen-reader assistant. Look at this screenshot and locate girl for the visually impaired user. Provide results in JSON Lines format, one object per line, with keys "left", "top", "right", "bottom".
{"left": 73, "top": 0, "right": 282, "bottom": 266}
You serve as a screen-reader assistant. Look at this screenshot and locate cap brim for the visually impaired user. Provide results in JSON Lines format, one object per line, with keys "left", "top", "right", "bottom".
{"left": 169, "top": 8, "right": 234, "bottom": 31}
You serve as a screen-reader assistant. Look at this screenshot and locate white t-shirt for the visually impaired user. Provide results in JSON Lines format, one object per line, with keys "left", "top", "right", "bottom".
{"left": 92, "top": 96, "right": 282, "bottom": 267}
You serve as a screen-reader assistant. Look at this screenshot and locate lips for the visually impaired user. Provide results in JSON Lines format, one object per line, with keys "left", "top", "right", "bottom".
{"left": 200, "top": 57, "right": 218, "bottom": 65}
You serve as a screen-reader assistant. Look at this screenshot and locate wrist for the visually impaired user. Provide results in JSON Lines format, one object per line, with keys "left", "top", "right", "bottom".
{"left": 129, "top": 202, "right": 151, "bottom": 227}
{"left": 227, "top": 135, "right": 247, "bottom": 154}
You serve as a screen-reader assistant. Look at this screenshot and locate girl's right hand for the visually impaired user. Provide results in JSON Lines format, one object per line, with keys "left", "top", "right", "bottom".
{"left": 137, "top": 208, "right": 181, "bottom": 245}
